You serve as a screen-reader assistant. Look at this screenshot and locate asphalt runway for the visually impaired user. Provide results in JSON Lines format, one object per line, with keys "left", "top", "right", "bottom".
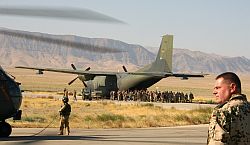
{"left": 1, "top": 124, "right": 209, "bottom": 145}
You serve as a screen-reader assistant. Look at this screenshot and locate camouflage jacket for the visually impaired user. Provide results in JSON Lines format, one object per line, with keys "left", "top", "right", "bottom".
{"left": 207, "top": 94, "right": 250, "bottom": 145}
{"left": 59, "top": 103, "right": 71, "bottom": 116}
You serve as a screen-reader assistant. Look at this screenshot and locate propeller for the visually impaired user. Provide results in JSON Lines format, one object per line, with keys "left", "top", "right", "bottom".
{"left": 122, "top": 65, "right": 128, "bottom": 72}
{"left": 68, "top": 77, "right": 79, "bottom": 86}
{"left": 0, "top": 6, "right": 126, "bottom": 53}
{"left": 71, "top": 64, "right": 77, "bottom": 70}
{"left": 85, "top": 67, "right": 91, "bottom": 71}
{"left": 82, "top": 81, "right": 88, "bottom": 88}
{"left": 0, "top": 29, "right": 124, "bottom": 53}
{"left": 68, "top": 64, "right": 89, "bottom": 87}
{"left": 0, "top": 7, "right": 126, "bottom": 24}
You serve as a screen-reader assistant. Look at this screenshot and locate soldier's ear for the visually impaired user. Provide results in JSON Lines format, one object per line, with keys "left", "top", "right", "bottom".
{"left": 230, "top": 83, "right": 237, "bottom": 93}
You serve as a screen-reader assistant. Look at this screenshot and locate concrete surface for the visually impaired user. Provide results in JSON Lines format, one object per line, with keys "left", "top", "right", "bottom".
{"left": 1, "top": 124, "right": 209, "bottom": 145}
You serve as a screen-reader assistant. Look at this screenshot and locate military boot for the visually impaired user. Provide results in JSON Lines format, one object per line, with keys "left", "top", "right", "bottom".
{"left": 58, "top": 128, "right": 64, "bottom": 135}
{"left": 67, "top": 128, "right": 70, "bottom": 135}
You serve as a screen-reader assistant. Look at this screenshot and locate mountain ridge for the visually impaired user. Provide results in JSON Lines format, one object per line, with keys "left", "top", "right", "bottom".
{"left": 1, "top": 28, "right": 250, "bottom": 74}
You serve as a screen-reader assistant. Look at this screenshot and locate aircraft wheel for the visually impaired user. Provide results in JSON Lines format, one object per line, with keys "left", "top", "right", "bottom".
{"left": 0, "top": 121, "right": 12, "bottom": 137}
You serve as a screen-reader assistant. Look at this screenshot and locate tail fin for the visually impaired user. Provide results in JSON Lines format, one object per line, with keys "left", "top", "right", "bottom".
{"left": 155, "top": 35, "right": 173, "bottom": 72}
{"left": 138, "top": 35, "right": 173, "bottom": 73}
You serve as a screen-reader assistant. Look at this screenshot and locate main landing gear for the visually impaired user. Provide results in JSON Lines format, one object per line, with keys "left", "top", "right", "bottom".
{"left": 0, "top": 121, "right": 12, "bottom": 137}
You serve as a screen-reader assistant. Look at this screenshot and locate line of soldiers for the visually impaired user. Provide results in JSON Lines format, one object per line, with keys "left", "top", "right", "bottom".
{"left": 110, "top": 90, "right": 194, "bottom": 103}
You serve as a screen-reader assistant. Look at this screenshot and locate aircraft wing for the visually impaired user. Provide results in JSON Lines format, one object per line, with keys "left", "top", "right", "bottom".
{"left": 16, "top": 66, "right": 206, "bottom": 78}
{"left": 15, "top": 66, "right": 119, "bottom": 76}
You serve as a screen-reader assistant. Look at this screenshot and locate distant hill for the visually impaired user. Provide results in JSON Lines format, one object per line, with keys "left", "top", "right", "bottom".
{"left": 1, "top": 28, "right": 250, "bottom": 74}
{"left": 173, "top": 48, "right": 250, "bottom": 73}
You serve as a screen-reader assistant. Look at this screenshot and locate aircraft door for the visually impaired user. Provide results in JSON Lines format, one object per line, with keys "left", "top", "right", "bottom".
{"left": 90, "top": 76, "right": 118, "bottom": 98}
{"left": 104, "top": 76, "right": 118, "bottom": 97}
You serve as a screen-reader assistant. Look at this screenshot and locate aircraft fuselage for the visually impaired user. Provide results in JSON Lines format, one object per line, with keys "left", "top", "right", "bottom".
{"left": 82, "top": 74, "right": 163, "bottom": 98}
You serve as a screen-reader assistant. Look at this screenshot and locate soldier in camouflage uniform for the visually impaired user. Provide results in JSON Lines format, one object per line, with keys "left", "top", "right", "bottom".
{"left": 207, "top": 72, "right": 250, "bottom": 145}
{"left": 58, "top": 96, "right": 71, "bottom": 135}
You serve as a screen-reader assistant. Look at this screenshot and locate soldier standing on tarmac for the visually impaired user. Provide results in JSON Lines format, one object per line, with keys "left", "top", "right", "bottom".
{"left": 58, "top": 96, "right": 71, "bottom": 135}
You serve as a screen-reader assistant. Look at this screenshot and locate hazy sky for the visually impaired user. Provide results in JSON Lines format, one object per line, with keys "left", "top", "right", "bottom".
{"left": 1, "top": 0, "right": 250, "bottom": 58}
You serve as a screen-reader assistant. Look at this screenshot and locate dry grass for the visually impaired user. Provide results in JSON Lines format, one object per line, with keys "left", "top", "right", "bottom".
{"left": 4, "top": 68, "right": 250, "bottom": 128}
{"left": 8, "top": 97, "right": 212, "bottom": 128}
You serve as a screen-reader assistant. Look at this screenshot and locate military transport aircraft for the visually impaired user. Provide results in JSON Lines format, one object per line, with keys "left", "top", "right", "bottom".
{"left": 16, "top": 35, "right": 205, "bottom": 99}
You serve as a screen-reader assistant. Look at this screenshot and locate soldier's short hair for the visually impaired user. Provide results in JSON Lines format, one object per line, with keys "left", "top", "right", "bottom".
{"left": 216, "top": 72, "right": 241, "bottom": 93}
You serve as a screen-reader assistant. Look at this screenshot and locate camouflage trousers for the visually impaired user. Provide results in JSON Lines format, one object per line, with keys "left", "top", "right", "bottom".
{"left": 59, "top": 115, "right": 70, "bottom": 135}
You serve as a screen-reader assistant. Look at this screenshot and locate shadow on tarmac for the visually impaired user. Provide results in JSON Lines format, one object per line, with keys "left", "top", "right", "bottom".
{"left": 1, "top": 135, "right": 204, "bottom": 145}
{"left": 1, "top": 135, "right": 102, "bottom": 141}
